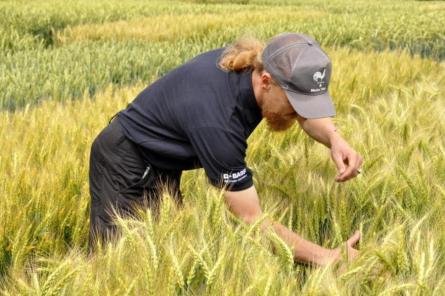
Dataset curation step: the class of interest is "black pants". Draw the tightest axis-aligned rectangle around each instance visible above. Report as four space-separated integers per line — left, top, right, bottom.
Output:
88 116 183 254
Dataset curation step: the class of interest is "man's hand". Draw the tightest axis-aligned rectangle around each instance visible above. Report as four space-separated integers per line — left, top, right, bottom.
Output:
295 115 364 182
329 133 363 182
332 230 361 261
330 230 361 273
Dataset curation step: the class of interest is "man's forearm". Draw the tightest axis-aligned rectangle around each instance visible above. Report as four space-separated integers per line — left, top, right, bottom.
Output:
224 186 336 266
260 218 335 266
299 117 341 149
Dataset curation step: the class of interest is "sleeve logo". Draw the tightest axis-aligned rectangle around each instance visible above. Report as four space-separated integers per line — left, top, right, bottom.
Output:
223 168 247 183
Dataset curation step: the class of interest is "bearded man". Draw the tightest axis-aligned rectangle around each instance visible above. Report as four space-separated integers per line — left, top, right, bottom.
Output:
88 32 363 266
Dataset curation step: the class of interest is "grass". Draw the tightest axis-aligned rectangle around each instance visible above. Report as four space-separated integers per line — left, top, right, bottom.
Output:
1 0 445 294
0 0 444 110
1 42 445 293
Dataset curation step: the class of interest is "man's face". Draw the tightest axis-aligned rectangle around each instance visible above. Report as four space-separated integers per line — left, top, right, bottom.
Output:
261 82 298 131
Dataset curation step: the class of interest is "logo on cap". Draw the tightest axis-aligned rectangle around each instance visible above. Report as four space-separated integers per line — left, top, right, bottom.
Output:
313 69 326 87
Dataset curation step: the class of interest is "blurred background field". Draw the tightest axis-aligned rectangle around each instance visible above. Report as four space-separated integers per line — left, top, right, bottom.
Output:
1 0 444 110
1 0 444 295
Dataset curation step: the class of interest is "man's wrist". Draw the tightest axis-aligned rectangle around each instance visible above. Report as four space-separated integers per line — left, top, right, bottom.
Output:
327 129 342 148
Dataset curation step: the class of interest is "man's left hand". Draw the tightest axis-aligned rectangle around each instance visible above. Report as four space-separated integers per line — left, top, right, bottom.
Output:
329 135 363 182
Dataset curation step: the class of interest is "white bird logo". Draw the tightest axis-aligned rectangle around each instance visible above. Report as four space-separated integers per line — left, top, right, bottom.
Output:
313 69 326 83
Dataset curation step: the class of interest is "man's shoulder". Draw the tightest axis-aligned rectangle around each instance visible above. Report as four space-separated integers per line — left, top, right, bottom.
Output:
188 47 226 62
181 47 226 71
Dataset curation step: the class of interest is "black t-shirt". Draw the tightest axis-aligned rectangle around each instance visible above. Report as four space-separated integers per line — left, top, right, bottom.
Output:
117 47 263 191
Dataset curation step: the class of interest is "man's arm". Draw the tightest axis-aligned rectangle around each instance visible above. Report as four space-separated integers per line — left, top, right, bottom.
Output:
296 114 363 182
223 185 360 266
295 114 339 149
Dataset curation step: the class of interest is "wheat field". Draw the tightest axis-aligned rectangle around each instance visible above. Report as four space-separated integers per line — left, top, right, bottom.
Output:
1 0 445 295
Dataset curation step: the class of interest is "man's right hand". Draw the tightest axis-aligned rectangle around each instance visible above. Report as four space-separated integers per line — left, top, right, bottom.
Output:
330 230 361 271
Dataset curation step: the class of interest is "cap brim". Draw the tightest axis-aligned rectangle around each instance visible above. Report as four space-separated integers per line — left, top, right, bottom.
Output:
284 89 336 119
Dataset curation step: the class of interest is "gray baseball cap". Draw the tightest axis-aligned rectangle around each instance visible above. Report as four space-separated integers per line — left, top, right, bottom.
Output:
262 32 336 119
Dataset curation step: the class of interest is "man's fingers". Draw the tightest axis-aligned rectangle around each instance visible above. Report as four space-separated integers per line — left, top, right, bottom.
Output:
346 230 361 247
332 143 363 182
338 153 363 182
332 152 346 176
342 154 358 179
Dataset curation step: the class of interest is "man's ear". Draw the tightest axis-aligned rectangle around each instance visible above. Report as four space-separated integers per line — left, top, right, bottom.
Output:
260 72 273 90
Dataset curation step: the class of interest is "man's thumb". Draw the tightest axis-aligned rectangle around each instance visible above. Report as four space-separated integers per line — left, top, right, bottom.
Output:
346 230 361 247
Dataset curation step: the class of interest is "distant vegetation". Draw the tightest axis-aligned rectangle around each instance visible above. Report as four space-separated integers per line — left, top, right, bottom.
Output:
1 0 444 110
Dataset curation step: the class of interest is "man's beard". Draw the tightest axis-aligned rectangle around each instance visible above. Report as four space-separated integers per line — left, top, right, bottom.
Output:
262 109 297 131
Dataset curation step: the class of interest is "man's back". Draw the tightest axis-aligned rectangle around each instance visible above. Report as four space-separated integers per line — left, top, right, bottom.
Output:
117 47 262 191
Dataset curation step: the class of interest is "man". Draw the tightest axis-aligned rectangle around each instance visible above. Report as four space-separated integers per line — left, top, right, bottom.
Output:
88 32 363 266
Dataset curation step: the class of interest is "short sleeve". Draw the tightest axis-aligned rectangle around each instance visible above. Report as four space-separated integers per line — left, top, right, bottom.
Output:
187 126 253 191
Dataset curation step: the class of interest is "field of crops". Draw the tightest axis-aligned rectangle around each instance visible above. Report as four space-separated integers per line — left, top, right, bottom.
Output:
1 0 444 294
